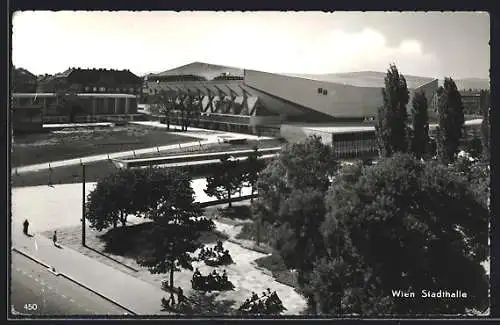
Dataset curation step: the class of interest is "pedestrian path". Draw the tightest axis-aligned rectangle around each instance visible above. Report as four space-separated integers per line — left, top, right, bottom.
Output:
12 225 171 315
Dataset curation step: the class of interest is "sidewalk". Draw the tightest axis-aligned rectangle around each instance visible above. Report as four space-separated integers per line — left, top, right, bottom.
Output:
12 225 171 315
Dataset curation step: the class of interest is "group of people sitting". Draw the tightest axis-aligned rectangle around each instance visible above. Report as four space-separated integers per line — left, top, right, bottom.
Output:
191 268 234 292
161 286 187 310
239 289 286 314
198 241 233 266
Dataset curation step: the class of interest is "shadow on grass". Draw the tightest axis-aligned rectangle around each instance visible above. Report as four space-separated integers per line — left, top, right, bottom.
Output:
204 205 253 221
254 254 298 289
98 222 229 259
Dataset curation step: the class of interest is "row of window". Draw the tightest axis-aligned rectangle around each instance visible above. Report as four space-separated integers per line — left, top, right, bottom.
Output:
317 88 328 96
82 86 141 93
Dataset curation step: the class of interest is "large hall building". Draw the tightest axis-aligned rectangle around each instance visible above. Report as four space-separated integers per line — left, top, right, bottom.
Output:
142 62 441 156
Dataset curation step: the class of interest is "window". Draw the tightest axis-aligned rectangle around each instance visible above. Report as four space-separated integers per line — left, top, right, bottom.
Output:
93 87 97 92
322 89 328 95
317 88 323 94
85 86 90 92
100 87 106 92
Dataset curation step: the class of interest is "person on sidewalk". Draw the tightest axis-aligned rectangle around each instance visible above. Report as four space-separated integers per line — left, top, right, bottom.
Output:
52 230 58 246
177 287 185 305
23 219 29 236
168 292 176 307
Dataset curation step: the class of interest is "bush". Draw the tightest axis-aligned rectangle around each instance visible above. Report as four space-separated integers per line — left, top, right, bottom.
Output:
255 254 298 288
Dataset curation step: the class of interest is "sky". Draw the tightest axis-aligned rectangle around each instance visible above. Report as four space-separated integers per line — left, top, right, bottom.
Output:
12 11 490 79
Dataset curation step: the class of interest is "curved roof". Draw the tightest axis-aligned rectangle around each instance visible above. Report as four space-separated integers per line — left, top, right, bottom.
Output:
281 71 436 89
152 62 244 80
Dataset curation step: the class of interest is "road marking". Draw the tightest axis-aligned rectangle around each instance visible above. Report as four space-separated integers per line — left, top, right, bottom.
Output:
34 239 38 251
40 281 45 286
28 274 33 278
16 268 21 272
34 278 39 282
69 299 75 303
47 286 52 290
61 294 66 299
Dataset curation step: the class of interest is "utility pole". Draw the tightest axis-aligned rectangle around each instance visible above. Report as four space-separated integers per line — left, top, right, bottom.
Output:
81 163 86 246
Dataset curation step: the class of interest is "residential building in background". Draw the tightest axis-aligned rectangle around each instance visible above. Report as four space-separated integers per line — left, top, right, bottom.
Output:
36 68 142 95
11 67 37 93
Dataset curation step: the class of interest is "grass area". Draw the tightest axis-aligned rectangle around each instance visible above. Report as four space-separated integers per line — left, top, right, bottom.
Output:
12 124 199 167
12 160 118 187
11 138 282 188
204 205 253 222
95 221 229 259
254 254 298 289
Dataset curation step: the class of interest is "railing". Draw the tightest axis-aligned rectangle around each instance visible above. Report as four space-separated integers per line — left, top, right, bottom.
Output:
112 147 282 168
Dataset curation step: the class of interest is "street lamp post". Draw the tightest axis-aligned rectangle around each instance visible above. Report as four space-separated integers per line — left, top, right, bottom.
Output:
81 163 86 246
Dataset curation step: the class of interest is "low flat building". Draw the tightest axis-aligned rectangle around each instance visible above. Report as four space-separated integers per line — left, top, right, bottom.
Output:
11 93 140 124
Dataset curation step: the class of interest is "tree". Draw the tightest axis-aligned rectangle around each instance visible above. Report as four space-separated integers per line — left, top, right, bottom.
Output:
375 64 410 158
311 154 488 315
205 155 244 208
137 169 215 291
410 90 429 160
151 89 175 130
480 89 490 162
243 146 265 202
85 168 145 230
436 77 465 164
253 136 339 305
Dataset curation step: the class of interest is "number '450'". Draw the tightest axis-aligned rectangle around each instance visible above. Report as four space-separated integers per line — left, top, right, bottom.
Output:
24 304 37 311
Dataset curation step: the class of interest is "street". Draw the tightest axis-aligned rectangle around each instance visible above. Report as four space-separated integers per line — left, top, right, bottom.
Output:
10 251 130 316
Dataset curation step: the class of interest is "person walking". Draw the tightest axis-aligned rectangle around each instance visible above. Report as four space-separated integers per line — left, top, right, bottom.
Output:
52 230 58 246
23 219 29 236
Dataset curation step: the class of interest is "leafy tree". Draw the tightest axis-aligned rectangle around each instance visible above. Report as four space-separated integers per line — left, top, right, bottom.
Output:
151 89 175 130
205 155 244 208
375 64 410 157
480 89 490 162
85 168 143 230
243 146 265 202
137 169 215 291
311 154 489 315
436 77 465 164
466 136 483 159
410 90 429 160
253 136 339 304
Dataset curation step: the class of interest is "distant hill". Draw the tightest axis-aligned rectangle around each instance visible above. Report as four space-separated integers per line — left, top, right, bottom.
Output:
151 62 244 80
148 62 490 90
283 71 435 89
453 78 490 91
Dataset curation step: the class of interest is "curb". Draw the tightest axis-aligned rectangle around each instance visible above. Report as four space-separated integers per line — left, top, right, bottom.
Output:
12 247 137 316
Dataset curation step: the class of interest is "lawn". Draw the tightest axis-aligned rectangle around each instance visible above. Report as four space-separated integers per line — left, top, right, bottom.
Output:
11 139 283 188
11 160 118 187
11 124 199 167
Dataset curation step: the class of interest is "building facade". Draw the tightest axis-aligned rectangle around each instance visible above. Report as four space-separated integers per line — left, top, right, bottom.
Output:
37 68 142 95
12 67 37 93
142 62 439 136
11 93 139 124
